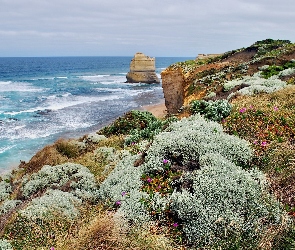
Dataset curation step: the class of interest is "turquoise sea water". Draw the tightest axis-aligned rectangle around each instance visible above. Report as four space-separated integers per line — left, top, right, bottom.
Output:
0 56 192 173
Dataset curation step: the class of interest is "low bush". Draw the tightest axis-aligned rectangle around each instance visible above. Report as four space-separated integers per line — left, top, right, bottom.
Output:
22 163 98 201
0 181 12 202
225 74 287 99
99 110 158 136
99 110 177 145
0 200 22 215
261 61 295 79
190 99 232 121
0 239 13 250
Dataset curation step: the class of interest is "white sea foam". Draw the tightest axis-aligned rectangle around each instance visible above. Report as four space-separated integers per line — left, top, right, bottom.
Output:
32 77 55 80
0 81 12 85
45 95 122 111
0 145 16 154
5 94 123 116
55 76 68 79
0 81 43 93
79 75 110 81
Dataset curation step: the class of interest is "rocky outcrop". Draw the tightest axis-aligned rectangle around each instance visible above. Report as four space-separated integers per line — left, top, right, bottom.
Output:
161 67 185 114
126 52 160 83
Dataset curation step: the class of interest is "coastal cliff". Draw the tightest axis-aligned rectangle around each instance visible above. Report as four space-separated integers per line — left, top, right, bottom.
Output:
1 39 295 249
161 39 295 114
126 52 160 83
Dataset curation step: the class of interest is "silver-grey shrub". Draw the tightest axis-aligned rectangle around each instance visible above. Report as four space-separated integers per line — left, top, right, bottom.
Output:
0 200 22 215
98 153 150 223
0 239 13 250
22 163 98 201
20 189 81 220
170 153 283 247
0 181 12 202
141 114 284 247
143 114 252 174
84 132 106 144
224 73 287 97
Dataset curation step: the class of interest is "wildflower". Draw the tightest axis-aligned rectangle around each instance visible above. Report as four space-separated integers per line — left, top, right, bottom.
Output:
131 142 135 145
274 106 279 111
50 248 55 250
157 185 161 189
239 107 247 113
147 177 152 183
121 191 127 197
253 140 258 145
163 159 169 164
261 141 267 147
249 105 254 109
115 200 121 206
173 222 179 227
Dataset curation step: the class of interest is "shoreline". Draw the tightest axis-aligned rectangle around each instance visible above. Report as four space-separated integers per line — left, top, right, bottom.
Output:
0 100 167 177
140 99 167 118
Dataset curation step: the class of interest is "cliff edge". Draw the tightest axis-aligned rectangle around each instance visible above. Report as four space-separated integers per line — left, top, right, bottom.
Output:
161 39 295 114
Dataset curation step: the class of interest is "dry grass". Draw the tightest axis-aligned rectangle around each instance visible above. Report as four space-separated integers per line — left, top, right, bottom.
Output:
23 144 68 174
55 207 180 250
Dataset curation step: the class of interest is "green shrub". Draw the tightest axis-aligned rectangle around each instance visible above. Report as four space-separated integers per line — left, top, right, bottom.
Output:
98 114 285 248
0 200 22 215
99 110 177 145
98 153 151 224
190 99 232 121
261 61 295 79
225 73 287 98
99 110 158 136
125 116 177 145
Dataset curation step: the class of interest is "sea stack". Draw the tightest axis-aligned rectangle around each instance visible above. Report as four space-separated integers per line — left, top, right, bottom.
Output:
126 52 160 83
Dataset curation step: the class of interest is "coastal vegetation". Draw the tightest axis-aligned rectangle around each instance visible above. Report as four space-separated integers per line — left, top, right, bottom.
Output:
1 38 295 249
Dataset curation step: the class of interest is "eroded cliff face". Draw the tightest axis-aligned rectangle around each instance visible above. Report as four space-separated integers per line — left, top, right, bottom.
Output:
126 52 160 83
161 67 185 114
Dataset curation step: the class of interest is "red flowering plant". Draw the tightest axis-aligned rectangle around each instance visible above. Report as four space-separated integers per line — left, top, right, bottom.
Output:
222 88 295 213
140 158 183 240
223 104 295 157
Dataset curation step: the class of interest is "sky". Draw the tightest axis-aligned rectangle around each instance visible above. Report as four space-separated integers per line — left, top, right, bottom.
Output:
0 0 294 57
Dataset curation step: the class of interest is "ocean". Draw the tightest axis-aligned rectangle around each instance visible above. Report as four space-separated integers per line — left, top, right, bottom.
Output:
0 56 191 174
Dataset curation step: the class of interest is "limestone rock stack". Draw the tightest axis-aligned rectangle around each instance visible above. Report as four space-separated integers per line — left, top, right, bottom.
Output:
126 52 160 83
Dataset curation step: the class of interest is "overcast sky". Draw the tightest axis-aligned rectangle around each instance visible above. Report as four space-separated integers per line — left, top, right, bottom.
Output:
0 0 294 57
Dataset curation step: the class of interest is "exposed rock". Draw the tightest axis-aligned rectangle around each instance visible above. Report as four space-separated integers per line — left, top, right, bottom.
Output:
126 52 160 83
161 67 185 114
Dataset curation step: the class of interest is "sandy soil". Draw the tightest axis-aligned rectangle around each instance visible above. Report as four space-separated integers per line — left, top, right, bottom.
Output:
141 100 167 118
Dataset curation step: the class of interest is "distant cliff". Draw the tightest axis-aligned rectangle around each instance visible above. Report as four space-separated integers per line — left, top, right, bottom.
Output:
161 39 295 114
126 52 160 83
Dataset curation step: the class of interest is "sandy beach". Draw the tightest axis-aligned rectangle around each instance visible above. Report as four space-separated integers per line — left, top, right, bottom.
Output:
141 100 167 118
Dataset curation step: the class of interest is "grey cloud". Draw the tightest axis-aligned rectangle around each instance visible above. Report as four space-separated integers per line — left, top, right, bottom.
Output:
0 0 294 56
